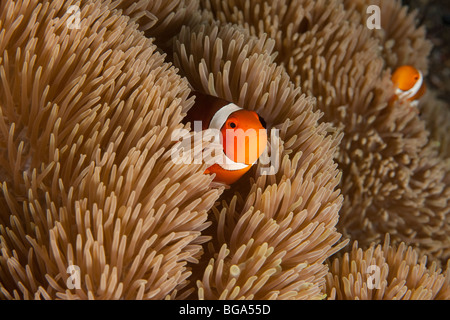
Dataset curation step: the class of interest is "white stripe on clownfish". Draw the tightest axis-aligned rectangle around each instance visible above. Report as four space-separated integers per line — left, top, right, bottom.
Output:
207 103 250 171
209 103 242 131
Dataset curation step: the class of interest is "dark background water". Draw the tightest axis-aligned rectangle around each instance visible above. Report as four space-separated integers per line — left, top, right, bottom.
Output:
403 0 450 105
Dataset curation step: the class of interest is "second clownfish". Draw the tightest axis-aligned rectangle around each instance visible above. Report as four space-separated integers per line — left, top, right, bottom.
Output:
183 92 268 185
391 65 426 107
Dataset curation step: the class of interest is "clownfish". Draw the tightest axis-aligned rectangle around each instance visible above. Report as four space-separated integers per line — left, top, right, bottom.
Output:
391 65 426 107
183 91 268 185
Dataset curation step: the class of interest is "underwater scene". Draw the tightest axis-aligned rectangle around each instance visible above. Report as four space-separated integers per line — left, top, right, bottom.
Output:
0 0 449 301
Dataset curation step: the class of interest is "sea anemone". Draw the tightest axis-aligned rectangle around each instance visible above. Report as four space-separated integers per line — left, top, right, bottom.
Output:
325 235 450 300
174 21 346 299
0 0 220 299
200 0 450 263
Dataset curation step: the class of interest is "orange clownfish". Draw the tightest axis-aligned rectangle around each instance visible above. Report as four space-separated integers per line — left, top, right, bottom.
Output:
391 65 426 107
184 91 268 185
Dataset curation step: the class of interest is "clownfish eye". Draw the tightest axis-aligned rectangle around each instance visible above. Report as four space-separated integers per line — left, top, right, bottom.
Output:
228 121 237 128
